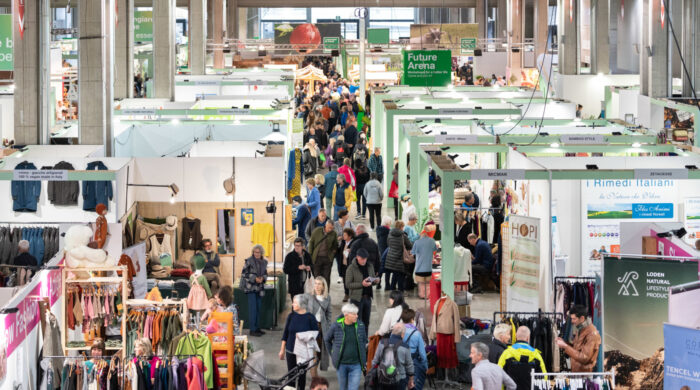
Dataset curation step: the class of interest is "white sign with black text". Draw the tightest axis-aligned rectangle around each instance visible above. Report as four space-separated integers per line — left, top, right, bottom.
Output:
13 170 68 181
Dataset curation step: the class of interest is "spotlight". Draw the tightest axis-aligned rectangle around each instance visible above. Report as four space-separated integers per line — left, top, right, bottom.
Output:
257 46 267 57
169 194 176 204
632 142 641 148
171 118 180 125
550 142 560 148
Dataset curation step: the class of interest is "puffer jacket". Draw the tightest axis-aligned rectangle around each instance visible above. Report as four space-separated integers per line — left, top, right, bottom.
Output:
325 315 368 371
345 258 375 302
385 228 412 272
82 161 113 211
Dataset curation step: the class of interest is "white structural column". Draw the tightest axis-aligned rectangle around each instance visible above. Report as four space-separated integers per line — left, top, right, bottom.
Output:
79 0 113 153
681 0 700 97
497 0 508 39
507 0 525 80
534 0 548 61
12 0 43 144
213 0 224 69
475 0 487 40
189 0 206 74
640 0 669 98
153 0 175 100
227 0 238 39
359 13 366 106
590 0 610 74
114 0 134 99
558 0 579 74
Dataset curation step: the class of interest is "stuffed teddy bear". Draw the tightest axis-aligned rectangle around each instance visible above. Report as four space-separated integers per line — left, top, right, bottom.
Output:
64 225 116 268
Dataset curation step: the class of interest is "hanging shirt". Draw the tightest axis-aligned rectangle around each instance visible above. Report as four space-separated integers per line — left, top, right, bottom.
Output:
251 223 275 256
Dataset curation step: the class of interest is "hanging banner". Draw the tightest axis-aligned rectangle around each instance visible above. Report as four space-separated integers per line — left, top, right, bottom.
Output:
684 197 700 244
505 215 540 312
134 10 153 42
663 324 700 389
15 0 24 39
603 256 698 361
273 23 341 55
581 179 678 275
0 14 12 71
402 50 451 87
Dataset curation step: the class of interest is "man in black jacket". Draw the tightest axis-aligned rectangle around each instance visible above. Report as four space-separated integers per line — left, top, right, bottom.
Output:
283 238 312 300
348 224 380 274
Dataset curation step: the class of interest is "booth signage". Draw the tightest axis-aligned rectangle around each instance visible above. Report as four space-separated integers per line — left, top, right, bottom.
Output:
683 197 700 244
121 109 157 116
471 169 526 180
664 324 700 389
460 38 477 54
217 109 251 115
0 14 13 71
134 10 153 42
504 215 541 312
292 118 304 133
560 134 606 144
434 134 477 144
12 170 67 181
243 80 269 85
194 80 220 86
323 37 339 53
438 108 474 115
402 50 451 87
634 168 689 180
603 256 698 360
241 208 254 226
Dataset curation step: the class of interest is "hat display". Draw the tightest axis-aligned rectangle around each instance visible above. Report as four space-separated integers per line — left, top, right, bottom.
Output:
165 215 178 231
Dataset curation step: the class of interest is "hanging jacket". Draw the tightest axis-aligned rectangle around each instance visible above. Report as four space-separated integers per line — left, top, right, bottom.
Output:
11 161 41 212
47 161 79 205
82 161 113 211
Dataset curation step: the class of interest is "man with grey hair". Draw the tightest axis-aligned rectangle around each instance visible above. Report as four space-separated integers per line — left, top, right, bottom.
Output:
498 326 547 389
371 322 415 389
470 342 516 390
13 240 38 268
325 303 368 390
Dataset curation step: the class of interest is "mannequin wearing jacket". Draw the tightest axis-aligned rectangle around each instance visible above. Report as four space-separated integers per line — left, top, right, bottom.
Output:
429 293 460 369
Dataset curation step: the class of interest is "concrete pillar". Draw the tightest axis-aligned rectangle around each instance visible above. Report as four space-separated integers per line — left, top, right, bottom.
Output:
153 0 175 100
238 7 248 39
13 0 42 144
476 0 487 40
534 0 548 60
507 0 525 81
189 0 206 74
79 0 113 154
558 0 579 74
591 0 610 74
212 0 224 69
682 0 700 97
640 0 669 98
207 0 213 46
114 0 134 99
226 0 238 39
497 0 508 39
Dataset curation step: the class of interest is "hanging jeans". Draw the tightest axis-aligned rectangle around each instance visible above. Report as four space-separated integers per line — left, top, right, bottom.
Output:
247 292 262 332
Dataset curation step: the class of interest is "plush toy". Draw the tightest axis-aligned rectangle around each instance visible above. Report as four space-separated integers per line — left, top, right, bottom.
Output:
93 203 109 249
64 225 116 268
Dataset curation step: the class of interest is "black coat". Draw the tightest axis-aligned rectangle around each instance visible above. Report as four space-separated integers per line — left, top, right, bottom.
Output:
348 233 381 273
283 250 312 297
376 225 390 256
455 223 470 249
385 228 411 272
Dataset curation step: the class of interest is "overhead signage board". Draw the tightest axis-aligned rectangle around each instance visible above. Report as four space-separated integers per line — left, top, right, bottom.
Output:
460 37 477 54
323 37 339 53
402 50 451 87
0 14 12 71
634 169 689 180
217 109 251 115
560 134 606 144
434 134 477 144
438 108 474 115
471 169 526 180
13 170 68 181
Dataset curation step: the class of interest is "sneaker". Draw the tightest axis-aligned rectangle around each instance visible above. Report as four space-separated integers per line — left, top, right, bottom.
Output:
337 277 343 284
258 330 267 335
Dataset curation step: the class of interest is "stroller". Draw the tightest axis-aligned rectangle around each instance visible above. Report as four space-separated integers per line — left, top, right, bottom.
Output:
244 331 320 390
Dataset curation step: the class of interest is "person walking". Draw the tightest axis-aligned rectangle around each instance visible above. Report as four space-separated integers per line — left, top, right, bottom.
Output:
498 326 547 389
337 228 356 302
338 158 356 191
283 237 312 300
367 147 384 183
308 221 338 287
324 165 339 212
376 216 392 288
555 304 601 372
375 290 409 337
364 173 384 229
371 323 416 390
385 220 412 291
348 224 381 277
411 229 437 299
402 309 428 390
345 248 379 332
305 276 332 376
354 159 370 219
331 174 353 221
471 342 517 390
240 245 268 337
325 303 368 390
279 295 319 390
305 208 330 241
306 178 321 219
292 196 312 241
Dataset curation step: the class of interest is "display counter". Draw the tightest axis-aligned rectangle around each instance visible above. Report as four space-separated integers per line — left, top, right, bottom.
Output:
234 276 286 330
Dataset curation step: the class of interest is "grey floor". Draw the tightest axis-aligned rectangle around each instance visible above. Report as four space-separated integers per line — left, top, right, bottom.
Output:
243 214 500 389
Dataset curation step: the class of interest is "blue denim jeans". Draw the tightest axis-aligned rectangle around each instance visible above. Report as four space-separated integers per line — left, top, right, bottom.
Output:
337 363 363 390
334 205 347 221
246 292 262 332
412 358 427 390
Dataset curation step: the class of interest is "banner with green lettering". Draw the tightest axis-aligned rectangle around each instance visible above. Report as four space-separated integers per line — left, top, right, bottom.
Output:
402 50 451 87
603 256 698 362
0 14 12 71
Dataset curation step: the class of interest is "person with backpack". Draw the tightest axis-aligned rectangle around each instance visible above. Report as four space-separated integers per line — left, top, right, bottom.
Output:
354 159 370 220
303 140 319 180
370 323 415 390
325 303 368 390
497 326 546 390
402 309 427 390
333 136 350 166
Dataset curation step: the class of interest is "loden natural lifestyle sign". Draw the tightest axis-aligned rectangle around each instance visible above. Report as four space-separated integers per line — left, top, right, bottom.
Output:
402 50 451 87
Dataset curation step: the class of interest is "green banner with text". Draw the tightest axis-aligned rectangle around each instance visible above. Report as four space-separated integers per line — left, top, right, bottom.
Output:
134 10 153 42
402 50 451 87
0 15 12 71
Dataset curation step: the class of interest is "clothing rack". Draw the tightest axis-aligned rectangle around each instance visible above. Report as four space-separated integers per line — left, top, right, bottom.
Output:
493 310 565 325
554 276 596 283
531 368 615 390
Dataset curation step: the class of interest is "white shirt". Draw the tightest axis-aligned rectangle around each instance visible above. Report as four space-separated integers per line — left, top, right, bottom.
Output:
377 306 404 336
315 295 324 322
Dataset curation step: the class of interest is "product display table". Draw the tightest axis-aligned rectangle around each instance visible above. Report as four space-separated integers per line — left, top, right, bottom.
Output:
233 276 286 329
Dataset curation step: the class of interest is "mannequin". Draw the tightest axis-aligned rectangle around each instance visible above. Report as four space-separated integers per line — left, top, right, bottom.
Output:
429 291 460 369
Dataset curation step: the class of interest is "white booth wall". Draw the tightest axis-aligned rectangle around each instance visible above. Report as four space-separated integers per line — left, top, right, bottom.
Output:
553 73 639 119
0 94 13 141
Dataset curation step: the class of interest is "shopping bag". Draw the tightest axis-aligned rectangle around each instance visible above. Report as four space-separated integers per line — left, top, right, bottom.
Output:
304 271 315 294
403 247 415 264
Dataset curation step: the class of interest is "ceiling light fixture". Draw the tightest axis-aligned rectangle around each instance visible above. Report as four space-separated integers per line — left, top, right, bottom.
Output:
550 142 560 148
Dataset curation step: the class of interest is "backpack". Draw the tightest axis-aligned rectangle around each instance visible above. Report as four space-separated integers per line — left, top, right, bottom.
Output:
377 340 401 385
354 146 367 163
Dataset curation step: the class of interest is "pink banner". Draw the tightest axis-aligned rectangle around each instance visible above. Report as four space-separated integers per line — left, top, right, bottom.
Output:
650 229 693 257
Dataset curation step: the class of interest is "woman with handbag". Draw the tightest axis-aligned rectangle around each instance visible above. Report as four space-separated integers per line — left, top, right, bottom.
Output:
283 237 312 301
385 220 412 291
240 245 268 337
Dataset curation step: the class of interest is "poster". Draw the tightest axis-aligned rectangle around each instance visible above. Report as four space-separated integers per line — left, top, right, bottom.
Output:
273 23 341 55
409 23 478 55
0 15 12 71
134 10 153 42
581 179 678 275
603 257 698 360
663 324 700 389
241 208 254 226
402 50 451 87
684 197 700 244
505 215 540 312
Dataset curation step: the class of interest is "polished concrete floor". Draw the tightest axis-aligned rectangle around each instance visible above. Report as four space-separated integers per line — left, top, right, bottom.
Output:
241 215 500 389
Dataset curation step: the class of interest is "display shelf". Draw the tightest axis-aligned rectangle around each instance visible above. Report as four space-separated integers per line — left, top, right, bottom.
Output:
208 311 235 389
65 277 125 283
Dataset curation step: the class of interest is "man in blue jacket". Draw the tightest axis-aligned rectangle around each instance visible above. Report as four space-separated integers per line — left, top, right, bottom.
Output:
305 178 321 219
324 165 339 213
468 233 495 292
292 196 312 241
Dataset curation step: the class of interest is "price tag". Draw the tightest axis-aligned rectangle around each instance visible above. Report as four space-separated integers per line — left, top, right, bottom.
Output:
121 109 157 116
438 108 474 115
560 135 606 144
634 169 688 180
471 169 526 180
217 109 251 115
13 170 68 181
434 134 478 144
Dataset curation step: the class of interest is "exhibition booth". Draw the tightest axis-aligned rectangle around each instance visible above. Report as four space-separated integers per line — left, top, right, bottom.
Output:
174 70 295 101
